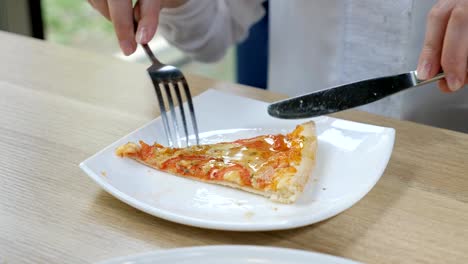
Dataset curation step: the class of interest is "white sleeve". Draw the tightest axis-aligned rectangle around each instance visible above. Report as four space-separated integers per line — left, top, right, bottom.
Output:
159 0 266 62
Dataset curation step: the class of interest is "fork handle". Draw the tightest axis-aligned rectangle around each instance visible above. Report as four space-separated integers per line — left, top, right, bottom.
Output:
141 44 163 67
133 18 164 67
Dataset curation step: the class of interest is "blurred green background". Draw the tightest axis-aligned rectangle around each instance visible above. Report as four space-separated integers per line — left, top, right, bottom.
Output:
42 0 235 82
43 0 118 53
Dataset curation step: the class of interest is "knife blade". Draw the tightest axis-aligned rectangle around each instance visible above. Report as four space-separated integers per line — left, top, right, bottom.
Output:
267 70 445 119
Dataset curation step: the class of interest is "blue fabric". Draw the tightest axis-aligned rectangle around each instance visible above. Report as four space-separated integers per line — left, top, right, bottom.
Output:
236 1 269 89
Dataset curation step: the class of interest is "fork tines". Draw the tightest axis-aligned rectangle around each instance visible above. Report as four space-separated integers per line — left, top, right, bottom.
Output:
148 68 200 148
139 41 199 148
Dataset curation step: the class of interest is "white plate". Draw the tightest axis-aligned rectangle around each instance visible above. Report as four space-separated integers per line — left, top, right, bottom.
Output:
98 246 361 264
80 90 394 231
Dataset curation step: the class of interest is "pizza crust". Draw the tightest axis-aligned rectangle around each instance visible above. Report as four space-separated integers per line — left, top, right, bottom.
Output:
272 121 317 203
116 121 317 204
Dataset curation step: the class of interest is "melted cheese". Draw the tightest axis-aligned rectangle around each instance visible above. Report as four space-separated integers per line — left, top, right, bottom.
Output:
120 127 306 190
223 170 242 185
115 143 140 157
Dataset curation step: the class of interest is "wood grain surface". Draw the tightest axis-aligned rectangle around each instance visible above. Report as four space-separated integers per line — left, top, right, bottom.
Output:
0 31 467 264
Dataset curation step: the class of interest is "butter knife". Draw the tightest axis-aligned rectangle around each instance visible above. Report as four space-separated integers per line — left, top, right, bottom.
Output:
267 70 445 119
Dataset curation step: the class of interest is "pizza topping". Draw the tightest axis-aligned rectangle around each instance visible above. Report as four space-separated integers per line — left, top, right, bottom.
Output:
217 164 251 186
139 141 154 160
115 142 140 158
118 124 308 190
116 122 316 203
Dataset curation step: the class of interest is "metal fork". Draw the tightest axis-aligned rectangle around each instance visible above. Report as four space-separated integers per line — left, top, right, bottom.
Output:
140 44 200 147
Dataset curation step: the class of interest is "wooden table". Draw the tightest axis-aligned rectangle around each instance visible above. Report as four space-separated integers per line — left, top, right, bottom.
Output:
0 30 467 264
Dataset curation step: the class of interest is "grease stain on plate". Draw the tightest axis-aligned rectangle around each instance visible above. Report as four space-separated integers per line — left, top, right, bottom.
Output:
244 211 255 219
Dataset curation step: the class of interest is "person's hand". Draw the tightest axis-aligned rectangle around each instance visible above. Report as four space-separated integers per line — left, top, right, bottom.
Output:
417 0 468 92
88 0 186 55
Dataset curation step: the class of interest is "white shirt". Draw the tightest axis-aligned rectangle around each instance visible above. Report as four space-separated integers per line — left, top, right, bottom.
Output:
159 0 468 131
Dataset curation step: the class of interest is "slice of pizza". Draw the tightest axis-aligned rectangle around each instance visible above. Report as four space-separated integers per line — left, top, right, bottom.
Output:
116 121 317 203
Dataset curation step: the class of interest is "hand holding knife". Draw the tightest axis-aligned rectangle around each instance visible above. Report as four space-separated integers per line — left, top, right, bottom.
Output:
268 70 445 119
